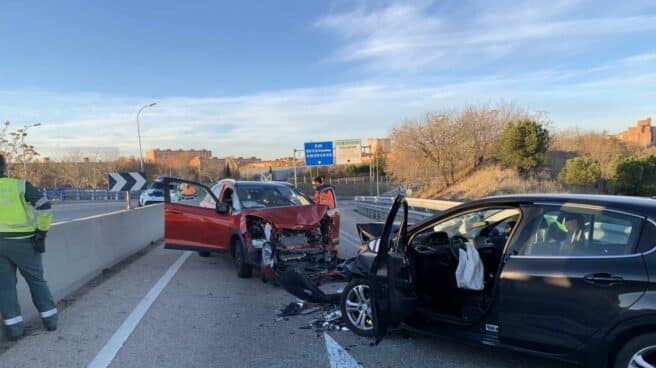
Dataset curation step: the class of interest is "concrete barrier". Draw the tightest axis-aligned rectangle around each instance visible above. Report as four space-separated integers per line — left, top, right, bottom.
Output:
9 204 164 334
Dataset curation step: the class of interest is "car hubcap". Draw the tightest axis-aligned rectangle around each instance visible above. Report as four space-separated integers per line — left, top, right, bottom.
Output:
630 346 656 368
345 284 374 331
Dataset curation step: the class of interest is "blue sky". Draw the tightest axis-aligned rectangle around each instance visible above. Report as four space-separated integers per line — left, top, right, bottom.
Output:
1 0 655 159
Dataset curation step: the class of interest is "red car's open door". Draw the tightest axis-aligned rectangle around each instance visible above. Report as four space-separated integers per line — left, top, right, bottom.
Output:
163 178 232 253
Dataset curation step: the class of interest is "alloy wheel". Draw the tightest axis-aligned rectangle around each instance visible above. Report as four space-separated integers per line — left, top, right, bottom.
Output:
344 284 374 331
629 345 656 368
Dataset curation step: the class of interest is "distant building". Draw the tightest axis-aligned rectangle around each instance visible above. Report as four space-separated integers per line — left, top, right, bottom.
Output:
367 138 392 154
617 117 655 147
189 156 226 169
146 149 212 163
244 157 299 169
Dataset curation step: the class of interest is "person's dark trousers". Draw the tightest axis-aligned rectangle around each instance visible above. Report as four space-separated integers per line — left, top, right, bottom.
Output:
0 237 57 340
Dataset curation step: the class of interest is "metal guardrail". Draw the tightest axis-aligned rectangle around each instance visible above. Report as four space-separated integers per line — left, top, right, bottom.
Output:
354 196 462 222
42 189 143 201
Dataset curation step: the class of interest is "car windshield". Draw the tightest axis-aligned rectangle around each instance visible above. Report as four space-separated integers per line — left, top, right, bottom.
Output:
433 209 518 239
237 184 311 209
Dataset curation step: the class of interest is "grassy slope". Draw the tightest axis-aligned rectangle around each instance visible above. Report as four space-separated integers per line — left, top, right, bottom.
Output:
419 164 602 200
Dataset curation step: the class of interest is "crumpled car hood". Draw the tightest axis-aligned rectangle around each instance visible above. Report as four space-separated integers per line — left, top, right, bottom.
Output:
243 205 328 230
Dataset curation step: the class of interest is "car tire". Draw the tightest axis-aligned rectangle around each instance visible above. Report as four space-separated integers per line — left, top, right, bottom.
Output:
234 238 252 279
198 251 211 257
614 332 656 368
340 279 375 337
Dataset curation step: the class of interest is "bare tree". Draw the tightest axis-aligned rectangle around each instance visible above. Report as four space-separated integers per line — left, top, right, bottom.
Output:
0 121 40 178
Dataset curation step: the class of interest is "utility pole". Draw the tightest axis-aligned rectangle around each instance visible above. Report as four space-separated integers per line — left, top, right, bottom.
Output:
136 102 157 173
362 145 372 196
198 158 202 182
292 148 302 187
375 152 380 196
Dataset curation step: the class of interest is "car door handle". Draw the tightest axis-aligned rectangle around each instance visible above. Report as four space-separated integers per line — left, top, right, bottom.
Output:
166 209 183 215
584 273 623 286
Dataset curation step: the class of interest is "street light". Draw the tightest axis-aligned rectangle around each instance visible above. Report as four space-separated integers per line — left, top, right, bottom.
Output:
21 123 41 180
136 102 157 173
292 148 303 187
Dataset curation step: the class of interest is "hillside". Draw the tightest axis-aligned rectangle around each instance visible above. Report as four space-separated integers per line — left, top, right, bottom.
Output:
419 164 602 200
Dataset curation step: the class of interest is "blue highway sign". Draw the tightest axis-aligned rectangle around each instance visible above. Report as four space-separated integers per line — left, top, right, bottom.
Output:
304 141 334 166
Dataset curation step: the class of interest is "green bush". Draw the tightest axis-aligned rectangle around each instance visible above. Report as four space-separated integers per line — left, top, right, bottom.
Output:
558 156 601 187
496 120 550 172
610 154 656 196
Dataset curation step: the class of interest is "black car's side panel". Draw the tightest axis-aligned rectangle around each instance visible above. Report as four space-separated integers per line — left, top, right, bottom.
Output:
498 255 648 355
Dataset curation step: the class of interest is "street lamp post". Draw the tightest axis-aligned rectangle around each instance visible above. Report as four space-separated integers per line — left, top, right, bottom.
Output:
21 123 41 181
292 148 302 187
136 102 157 173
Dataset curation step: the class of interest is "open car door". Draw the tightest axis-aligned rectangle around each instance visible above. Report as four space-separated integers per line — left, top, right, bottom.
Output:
370 195 417 341
163 178 232 252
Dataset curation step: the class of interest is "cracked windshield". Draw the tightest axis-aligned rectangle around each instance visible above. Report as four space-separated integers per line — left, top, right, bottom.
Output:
2 1 656 368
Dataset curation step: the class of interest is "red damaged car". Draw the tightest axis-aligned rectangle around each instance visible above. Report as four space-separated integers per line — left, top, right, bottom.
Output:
162 178 340 279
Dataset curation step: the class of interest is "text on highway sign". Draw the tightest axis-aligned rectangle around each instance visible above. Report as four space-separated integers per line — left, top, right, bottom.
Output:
304 141 334 166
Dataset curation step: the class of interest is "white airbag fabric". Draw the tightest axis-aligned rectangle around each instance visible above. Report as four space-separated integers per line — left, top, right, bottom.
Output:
455 244 484 291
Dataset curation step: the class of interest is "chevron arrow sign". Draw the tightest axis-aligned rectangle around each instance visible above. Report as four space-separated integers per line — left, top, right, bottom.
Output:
108 172 147 192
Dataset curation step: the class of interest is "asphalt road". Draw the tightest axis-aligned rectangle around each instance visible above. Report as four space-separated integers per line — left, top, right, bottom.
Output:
0 203 572 368
51 201 130 223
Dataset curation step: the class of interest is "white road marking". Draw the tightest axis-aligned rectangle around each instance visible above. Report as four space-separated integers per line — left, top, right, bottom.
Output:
87 251 192 368
324 332 363 368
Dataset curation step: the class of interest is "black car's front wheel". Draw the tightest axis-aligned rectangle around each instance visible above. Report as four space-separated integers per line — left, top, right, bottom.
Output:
340 279 375 337
615 333 656 368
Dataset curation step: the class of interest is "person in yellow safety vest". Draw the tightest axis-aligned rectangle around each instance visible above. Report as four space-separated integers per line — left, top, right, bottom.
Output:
0 154 56 341
312 176 336 209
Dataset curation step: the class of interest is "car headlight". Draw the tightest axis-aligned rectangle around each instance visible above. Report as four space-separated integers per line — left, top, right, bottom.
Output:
262 242 274 267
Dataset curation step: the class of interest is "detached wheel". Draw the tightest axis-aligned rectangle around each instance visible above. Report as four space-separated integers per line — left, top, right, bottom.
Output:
234 238 252 278
198 251 211 257
615 333 656 368
340 279 375 337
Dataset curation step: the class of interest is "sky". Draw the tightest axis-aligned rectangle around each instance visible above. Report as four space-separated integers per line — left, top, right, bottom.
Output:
1 0 655 159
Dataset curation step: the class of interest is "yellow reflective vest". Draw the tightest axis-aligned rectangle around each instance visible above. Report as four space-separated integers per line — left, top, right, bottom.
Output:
0 178 38 237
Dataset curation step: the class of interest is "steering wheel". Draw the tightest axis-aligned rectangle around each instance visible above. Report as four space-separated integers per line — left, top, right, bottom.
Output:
448 235 468 259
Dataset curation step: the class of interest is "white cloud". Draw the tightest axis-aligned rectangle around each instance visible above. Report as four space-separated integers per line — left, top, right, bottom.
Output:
2 48 655 160
315 1 656 72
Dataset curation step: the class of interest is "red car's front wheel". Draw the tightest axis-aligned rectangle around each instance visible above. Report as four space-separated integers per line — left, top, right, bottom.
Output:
233 238 252 279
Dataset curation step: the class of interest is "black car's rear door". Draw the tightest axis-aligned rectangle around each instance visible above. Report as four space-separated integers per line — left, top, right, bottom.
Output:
370 196 417 340
497 203 649 355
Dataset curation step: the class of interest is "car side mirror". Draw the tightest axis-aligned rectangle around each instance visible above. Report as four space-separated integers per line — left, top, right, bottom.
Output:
216 202 231 214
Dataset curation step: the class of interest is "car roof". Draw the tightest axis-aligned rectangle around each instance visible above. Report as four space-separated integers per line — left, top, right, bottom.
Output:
465 193 656 218
218 180 292 188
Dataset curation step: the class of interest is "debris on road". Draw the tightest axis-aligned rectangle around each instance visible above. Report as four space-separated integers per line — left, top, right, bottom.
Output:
277 301 351 335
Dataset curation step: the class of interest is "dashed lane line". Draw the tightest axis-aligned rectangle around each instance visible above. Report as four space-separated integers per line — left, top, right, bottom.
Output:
87 251 192 368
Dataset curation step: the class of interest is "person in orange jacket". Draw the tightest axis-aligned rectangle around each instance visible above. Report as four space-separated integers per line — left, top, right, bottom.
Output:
312 176 336 209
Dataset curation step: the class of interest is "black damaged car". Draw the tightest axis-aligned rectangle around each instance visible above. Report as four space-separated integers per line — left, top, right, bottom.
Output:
279 194 656 368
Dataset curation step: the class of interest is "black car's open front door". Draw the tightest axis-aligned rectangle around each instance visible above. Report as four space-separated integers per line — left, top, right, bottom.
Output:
370 195 417 341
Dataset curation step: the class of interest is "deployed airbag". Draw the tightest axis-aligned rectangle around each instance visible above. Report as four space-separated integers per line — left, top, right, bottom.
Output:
455 244 484 291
